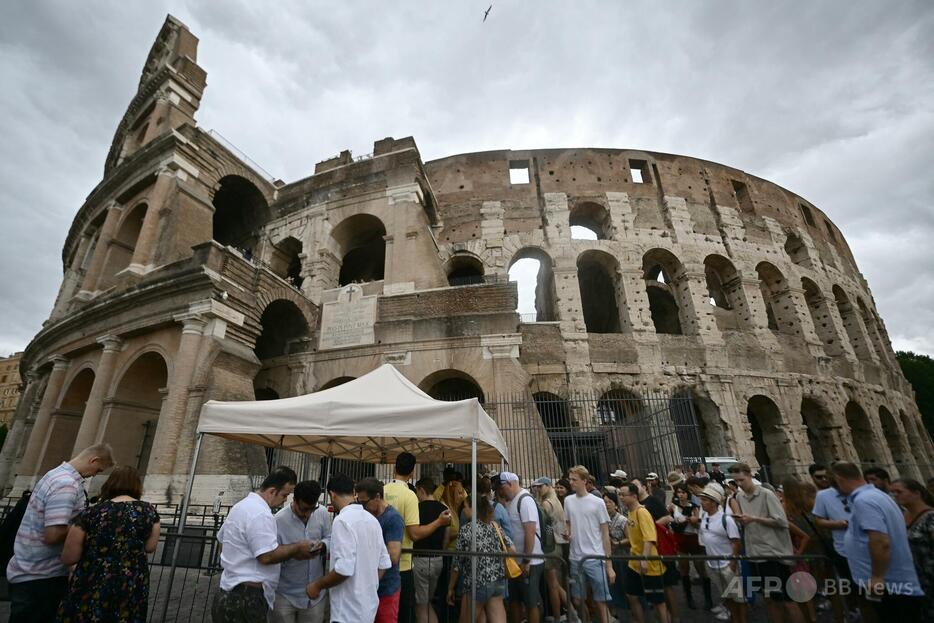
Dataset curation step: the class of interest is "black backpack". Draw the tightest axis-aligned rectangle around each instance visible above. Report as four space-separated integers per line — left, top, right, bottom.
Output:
517 492 556 553
0 491 31 575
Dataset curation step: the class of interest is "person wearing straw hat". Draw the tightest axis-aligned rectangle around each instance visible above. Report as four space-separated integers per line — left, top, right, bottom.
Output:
697 484 745 622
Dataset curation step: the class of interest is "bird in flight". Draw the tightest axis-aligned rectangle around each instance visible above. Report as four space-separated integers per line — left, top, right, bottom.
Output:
483 4 493 22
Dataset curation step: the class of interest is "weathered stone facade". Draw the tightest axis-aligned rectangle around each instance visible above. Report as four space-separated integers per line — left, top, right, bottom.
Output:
0 352 23 426
2 15 931 503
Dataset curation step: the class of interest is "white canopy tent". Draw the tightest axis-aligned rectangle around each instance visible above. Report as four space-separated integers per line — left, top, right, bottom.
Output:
163 364 509 621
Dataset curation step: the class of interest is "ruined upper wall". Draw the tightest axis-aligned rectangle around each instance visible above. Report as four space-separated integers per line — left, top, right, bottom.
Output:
425 148 855 268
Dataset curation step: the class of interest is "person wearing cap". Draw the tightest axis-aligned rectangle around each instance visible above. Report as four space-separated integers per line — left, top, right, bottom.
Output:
709 463 726 485
646 473 666 506
498 472 545 623
609 469 628 487
697 484 745 622
565 466 615 623
533 477 570 621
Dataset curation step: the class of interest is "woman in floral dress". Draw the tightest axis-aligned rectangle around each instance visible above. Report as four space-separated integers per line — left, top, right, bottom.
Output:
892 478 934 622
59 466 161 622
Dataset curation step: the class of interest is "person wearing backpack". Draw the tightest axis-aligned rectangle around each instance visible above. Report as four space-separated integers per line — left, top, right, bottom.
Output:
498 471 544 623
565 466 615 623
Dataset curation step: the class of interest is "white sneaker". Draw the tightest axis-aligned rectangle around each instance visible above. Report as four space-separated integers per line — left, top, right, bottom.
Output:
715 611 730 621
711 604 726 614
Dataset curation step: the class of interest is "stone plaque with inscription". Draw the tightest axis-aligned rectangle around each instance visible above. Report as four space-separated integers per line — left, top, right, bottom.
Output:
318 284 378 350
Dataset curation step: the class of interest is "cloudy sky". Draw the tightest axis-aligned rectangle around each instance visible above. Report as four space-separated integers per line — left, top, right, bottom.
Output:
2 1 933 357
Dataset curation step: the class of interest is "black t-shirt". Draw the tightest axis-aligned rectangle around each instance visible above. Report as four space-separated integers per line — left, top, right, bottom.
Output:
413 500 447 550
643 494 668 521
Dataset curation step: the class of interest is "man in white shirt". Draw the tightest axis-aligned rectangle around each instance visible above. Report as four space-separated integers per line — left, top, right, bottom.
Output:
697 484 745 623
273 480 331 623
213 467 314 623
498 471 544 623
564 465 615 623
306 473 391 623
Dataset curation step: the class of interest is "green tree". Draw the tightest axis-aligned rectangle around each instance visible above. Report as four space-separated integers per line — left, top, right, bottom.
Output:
896 351 934 438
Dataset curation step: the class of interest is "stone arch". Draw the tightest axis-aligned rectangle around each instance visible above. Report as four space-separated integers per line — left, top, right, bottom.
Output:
508 247 558 322
254 387 280 400
784 232 810 267
858 298 886 361
533 391 579 475
98 202 148 289
569 201 612 240
878 406 912 475
671 387 726 459
331 213 387 286
446 252 485 286
801 278 843 355
38 367 96 474
901 410 929 474
319 376 355 390
755 262 792 333
833 286 874 360
533 391 571 429
212 175 270 251
101 350 169 474
207 162 275 206
254 299 310 360
255 286 317 329
577 249 625 333
643 248 689 335
845 400 880 466
746 394 794 482
419 369 485 403
704 254 747 330
269 236 304 287
801 396 837 465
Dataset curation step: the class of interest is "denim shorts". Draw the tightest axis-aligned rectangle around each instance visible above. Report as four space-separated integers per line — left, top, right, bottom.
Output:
473 579 506 603
570 558 612 602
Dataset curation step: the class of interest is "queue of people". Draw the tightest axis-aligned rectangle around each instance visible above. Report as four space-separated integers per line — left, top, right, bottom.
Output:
5 445 933 623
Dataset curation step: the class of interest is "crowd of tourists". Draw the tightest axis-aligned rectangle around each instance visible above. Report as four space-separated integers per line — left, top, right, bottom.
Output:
2 444 933 623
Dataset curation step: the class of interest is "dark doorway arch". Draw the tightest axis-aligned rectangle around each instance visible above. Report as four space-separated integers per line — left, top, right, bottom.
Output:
421 370 485 403
270 237 304 288
213 176 269 251
39 368 95 474
577 250 624 333
643 249 687 335
320 376 355 390
331 214 386 286
844 401 878 466
446 254 485 286
254 300 310 360
746 395 793 482
569 202 611 240
801 397 835 465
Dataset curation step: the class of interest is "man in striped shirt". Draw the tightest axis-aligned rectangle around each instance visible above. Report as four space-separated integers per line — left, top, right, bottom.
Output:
7 443 113 623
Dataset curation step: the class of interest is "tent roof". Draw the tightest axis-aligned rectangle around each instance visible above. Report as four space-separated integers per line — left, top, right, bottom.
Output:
197 364 509 464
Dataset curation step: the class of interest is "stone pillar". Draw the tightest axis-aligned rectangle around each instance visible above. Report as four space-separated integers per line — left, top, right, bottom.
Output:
677 267 723 343
18 356 70 478
77 202 123 296
71 336 124 453
0 371 37 490
128 166 176 273
146 315 207 476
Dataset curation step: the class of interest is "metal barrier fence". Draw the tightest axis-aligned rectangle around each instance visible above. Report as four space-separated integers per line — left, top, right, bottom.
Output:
262 389 706 487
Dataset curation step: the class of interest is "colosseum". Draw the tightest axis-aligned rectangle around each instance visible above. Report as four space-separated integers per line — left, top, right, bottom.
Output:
2 15 930 503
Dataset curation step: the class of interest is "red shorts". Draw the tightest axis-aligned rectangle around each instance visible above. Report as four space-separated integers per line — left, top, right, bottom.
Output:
674 532 703 555
375 591 400 623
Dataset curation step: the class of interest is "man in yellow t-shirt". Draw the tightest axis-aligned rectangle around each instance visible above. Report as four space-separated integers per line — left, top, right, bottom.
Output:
383 452 451 623
619 482 671 623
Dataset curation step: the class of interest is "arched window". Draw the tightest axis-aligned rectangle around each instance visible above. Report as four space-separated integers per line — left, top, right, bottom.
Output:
801 397 836 465
508 248 557 322
833 286 874 360
703 255 747 331
212 176 269 251
643 249 687 335
446 254 485 286
577 250 624 333
878 406 909 472
254 300 310 360
784 233 810 267
39 368 95 474
98 203 147 289
845 401 879 465
569 202 611 240
101 351 168 474
746 395 794 482
801 278 842 354
597 389 643 425
270 237 304 288
421 370 485 403
331 214 387 286
756 262 797 334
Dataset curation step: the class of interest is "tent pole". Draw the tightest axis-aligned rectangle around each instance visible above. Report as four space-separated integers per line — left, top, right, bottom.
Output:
470 436 478 623
159 432 204 623
322 455 332 505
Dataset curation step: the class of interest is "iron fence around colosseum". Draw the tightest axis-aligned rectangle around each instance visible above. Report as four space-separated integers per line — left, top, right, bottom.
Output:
256 389 708 487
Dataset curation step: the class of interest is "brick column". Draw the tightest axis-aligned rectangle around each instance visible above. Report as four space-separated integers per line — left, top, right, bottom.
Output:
71 336 124 453
18 356 70 478
146 314 207 475
128 166 176 273
77 202 123 296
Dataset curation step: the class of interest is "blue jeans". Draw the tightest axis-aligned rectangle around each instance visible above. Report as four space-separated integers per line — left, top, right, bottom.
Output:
570 559 612 602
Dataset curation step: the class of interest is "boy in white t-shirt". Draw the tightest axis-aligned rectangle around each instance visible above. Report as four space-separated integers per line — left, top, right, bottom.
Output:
564 465 615 623
697 484 746 623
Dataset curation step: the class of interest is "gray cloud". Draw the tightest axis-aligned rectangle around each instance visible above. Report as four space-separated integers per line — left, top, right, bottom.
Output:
1 1 932 356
